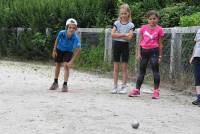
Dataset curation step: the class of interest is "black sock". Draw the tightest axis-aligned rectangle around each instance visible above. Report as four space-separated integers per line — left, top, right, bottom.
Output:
63 81 67 86
54 79 58 84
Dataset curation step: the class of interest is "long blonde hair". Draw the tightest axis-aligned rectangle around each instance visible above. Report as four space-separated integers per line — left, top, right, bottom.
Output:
118 3 132 21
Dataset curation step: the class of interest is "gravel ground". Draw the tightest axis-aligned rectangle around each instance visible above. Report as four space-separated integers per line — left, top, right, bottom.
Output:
0 60 200 134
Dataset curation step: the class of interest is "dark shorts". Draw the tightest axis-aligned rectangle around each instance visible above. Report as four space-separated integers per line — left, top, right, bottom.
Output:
193 57 200 86
112 41 129 63
54 48 73 63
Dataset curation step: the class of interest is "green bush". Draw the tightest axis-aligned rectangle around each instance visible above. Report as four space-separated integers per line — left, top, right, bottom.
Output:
142 0 162 10
31 32 50 60
75 44 112 73
0 0 112 29
20 31 50 60
0 29 50 60
1 0 200 29
180 12 200 26
130 2 145 27
159 3 200 27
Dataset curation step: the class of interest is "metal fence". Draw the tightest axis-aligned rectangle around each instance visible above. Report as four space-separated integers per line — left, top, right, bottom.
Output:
1 26 200 88
78 27 200 87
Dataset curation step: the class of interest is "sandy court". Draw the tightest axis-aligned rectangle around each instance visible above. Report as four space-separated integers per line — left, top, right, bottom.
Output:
0 60 200 134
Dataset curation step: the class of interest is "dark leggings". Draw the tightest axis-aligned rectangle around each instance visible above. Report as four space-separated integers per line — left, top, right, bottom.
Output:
193 57 200 86
136 48 160 90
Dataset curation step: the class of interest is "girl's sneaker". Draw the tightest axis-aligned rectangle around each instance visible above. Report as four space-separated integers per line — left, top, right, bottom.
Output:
192 99 200 105
61 85 68 92
111 86 118 94
128 89 140 97
118 85 128 94
152 89 160 99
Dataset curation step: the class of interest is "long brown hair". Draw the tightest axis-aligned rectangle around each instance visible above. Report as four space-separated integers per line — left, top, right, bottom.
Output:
147 10 159 19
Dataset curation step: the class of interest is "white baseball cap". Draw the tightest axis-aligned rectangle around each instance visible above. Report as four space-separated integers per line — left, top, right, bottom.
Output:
66 18 77 26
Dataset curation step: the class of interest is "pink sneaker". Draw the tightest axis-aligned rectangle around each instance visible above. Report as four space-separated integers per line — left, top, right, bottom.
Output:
128 89 140 97
152 89 160 99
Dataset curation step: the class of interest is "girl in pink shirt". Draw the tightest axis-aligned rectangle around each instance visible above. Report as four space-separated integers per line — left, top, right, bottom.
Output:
128 10 164 99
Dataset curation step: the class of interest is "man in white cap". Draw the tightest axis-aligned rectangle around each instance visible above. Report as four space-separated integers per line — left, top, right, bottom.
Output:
49 18 81 92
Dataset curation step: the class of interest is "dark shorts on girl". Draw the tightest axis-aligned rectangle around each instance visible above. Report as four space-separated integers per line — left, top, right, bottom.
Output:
54 48 73 63
112 41 129 63
193 57 200 86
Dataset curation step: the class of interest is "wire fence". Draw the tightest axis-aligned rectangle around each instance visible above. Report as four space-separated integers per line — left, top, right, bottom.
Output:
0 27 200 90
103 27 200 89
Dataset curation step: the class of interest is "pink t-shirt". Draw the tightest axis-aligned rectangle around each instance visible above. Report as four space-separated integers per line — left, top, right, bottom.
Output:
140 25 164 49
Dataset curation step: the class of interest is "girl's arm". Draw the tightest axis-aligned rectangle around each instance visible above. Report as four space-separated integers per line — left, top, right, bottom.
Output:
136 33 143 61
189 41 196 64
111 27 128 38
190 49 195 64
158 38 163 63
125 29 134 41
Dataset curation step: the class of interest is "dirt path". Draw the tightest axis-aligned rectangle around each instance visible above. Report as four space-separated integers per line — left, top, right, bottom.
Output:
0 60 200 134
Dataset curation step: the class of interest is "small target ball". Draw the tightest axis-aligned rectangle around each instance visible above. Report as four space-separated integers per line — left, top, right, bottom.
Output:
131 120 139 129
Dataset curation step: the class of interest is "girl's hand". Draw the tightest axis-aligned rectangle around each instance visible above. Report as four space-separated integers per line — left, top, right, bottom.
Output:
52 49 57 58
158 56 162 63
136 54 142 61
189 57 193 64
126 33 132 40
